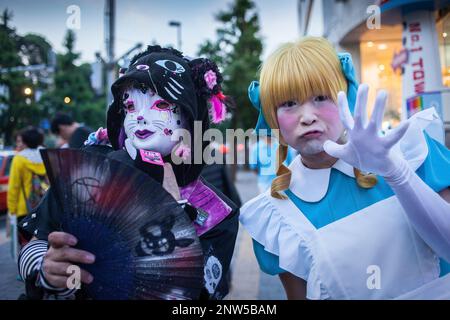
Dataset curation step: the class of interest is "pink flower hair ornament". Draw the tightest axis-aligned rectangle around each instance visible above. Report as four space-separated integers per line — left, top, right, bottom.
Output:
189 59 230 124
84 127 110 146
96 127 109 142
204 70 218 90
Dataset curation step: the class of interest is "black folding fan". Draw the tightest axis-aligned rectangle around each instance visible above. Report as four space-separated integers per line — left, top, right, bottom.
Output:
40 148 204 300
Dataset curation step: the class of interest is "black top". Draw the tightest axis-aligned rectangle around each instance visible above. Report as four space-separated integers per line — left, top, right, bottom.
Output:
68 126 92 149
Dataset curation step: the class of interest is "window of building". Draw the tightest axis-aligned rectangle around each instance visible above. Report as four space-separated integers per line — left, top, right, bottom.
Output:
360 39 403 128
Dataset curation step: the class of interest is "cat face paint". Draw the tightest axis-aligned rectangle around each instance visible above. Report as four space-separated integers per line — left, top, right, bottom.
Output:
123 87 184 156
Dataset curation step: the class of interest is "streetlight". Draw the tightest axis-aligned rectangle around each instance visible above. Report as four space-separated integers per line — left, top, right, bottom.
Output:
24 87 32 96
64 96 71 104
168 20 182 51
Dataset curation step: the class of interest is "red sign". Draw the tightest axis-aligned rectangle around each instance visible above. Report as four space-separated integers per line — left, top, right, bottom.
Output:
408 22 425 94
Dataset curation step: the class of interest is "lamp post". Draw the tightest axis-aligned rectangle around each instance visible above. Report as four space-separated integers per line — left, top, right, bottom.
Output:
169 20 182 51
24 87 32 96
105 0 116 106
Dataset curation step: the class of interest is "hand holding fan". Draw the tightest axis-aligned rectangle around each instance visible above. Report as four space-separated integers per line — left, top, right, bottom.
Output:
40 148 204 300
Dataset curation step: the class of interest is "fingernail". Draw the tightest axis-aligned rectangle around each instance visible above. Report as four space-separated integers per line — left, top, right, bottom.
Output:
87 274 94 283
69 237 77 246
85 254 95 263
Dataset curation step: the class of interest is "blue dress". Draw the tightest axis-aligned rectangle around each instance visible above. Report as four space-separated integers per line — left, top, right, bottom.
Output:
253 133 450 277
249 140 296 192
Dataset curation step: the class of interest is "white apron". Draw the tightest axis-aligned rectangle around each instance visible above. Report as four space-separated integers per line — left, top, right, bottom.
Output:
240 108 450 299
270 193 449 299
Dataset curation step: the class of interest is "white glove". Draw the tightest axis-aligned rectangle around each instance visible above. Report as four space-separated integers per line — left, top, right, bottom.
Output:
384 158 450 262
323 84 409 177
324 84 450 262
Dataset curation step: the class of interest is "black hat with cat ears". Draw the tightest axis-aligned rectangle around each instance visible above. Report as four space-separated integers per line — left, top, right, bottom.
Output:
107 45 229 150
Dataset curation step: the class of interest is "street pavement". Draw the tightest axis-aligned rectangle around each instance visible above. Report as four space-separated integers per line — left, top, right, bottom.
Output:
0 215 24 300
226 169 285 300
0 169 285 300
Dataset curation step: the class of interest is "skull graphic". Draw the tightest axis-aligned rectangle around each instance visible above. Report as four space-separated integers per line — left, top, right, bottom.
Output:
204 255 222 294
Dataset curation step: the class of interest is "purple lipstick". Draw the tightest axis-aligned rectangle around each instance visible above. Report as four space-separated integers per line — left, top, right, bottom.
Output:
135 129 154 139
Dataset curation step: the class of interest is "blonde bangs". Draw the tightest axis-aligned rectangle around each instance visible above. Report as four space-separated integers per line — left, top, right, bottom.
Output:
259 37 347 130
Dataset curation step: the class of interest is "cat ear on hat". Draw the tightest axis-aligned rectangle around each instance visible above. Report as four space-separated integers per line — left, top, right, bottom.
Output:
119 67 128 78
189 58 231 124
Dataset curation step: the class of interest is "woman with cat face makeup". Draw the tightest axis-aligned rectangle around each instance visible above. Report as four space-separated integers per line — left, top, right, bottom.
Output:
17 46 239 300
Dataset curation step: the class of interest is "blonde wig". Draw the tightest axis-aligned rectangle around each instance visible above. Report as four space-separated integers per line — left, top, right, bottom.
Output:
259 37 376 199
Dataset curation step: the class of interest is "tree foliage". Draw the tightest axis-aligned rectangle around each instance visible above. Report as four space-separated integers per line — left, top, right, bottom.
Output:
198 0 263 131
0 13 106 145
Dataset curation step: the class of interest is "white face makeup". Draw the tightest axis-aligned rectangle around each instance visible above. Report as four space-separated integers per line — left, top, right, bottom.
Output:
123 87 184 156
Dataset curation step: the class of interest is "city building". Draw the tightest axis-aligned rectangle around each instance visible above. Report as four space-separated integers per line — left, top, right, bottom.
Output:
299 0 450 146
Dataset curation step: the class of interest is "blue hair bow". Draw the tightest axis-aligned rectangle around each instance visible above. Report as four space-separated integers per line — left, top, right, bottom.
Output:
338 52 358 114
248 80 272 136
248 52 359 136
